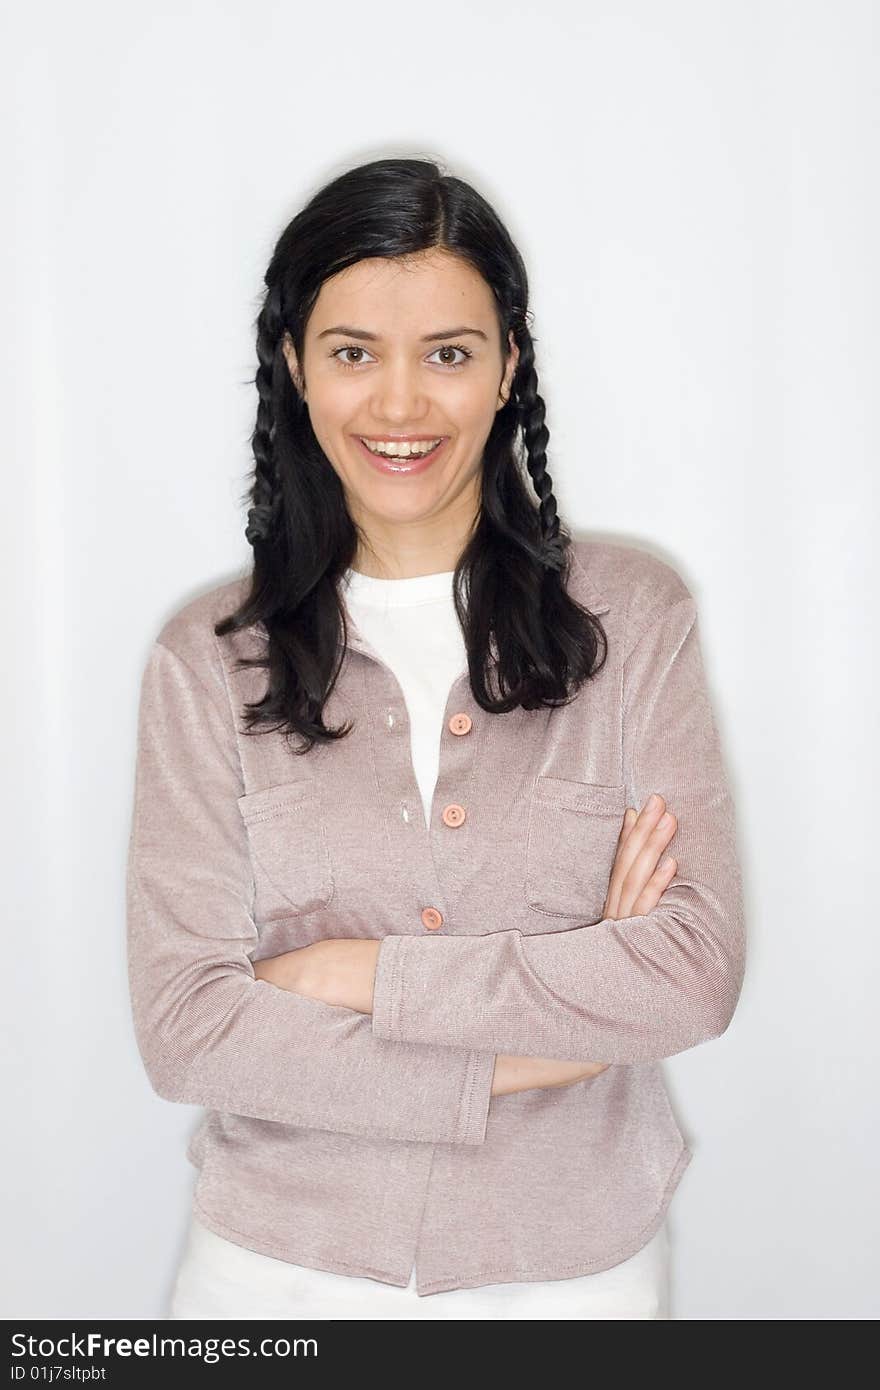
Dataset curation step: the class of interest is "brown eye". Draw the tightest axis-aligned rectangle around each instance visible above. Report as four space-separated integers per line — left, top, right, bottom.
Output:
427 344 473 369
331 345 376 370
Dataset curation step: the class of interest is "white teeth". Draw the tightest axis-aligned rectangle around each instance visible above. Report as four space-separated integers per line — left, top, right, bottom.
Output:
360 438 442 457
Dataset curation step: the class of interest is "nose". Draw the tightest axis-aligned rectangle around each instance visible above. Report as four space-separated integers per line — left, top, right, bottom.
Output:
371 358 429 424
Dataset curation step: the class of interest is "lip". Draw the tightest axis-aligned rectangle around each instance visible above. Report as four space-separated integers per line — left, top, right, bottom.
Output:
353 435 449 475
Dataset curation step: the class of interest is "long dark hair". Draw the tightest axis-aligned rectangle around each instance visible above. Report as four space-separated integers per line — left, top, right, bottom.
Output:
215 156 608 754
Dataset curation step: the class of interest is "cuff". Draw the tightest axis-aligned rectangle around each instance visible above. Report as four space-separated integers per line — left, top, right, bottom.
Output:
372 934 495 1145
456 1048 496 1145
371 932 406 1042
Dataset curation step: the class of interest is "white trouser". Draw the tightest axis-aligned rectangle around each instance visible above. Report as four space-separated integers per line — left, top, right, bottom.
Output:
168 1212 670 1320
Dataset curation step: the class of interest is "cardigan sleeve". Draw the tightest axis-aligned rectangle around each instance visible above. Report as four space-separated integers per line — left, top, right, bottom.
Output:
371 594 747 1065
126 638 495 1145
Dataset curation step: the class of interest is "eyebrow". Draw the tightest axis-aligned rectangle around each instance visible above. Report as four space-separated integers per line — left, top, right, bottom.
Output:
316 324 489 343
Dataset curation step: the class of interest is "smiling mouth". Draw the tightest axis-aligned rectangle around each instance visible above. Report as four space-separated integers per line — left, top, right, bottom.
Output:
353 435 449 472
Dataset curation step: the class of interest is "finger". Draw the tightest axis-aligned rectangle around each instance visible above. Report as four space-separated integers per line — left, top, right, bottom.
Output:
616 814 678 916
618 833 677 916
607 796 672 915
605 808 638 917
630 856 678 916
614 796 669 876
606 800 660 898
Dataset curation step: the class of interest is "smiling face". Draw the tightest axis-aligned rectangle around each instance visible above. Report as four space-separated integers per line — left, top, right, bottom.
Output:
281 248 518 576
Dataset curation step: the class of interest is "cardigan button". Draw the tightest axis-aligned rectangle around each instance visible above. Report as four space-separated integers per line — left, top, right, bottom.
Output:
421 907 443 931
441 803 466 827
448 712 472 735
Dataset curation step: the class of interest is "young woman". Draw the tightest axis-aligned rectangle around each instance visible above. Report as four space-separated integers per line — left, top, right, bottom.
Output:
126 157 746 1320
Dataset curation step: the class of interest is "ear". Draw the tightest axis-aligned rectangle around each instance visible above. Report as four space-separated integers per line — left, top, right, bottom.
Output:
281 332 307 402
497 328 520 410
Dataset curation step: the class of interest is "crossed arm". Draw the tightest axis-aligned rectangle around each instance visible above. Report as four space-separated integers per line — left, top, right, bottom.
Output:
252 792 679 1096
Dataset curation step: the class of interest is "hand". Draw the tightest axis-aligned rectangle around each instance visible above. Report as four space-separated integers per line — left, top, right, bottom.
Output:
493 795 679 1096
490 1054 610 1096
252 938 380 1014
603 792 678 921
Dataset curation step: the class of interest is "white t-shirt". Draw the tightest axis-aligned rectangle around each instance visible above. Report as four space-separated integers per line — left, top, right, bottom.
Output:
169 565 670 1319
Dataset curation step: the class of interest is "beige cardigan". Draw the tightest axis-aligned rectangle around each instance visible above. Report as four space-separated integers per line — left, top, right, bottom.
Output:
125 537 746 1296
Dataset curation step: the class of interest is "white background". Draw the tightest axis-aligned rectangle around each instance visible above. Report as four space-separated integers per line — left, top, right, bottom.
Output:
3 0 876 1320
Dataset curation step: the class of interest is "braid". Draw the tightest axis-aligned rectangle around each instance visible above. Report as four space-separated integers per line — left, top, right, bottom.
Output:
245 282 285 546
512 326 566 573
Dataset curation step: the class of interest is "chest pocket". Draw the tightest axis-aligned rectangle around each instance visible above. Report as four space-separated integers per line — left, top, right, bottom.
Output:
525 775 626 922
236 781 334 922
